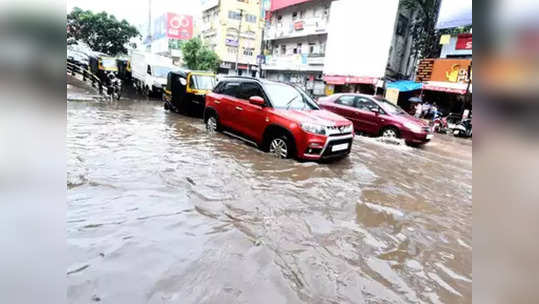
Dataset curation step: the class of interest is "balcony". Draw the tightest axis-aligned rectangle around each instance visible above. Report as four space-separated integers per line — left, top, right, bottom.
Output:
262 54 325 71
264 17 328 41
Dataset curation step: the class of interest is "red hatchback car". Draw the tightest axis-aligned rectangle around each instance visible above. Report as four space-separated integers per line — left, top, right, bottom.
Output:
318 94 433 146
204 77 354 160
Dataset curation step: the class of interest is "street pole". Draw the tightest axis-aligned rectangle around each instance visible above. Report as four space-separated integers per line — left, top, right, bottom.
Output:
235 9 244 75
146 0 152 52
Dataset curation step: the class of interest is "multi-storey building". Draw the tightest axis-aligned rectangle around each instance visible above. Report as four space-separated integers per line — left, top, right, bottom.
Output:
200 0 264 76
262 0 417 96
262 0 331 95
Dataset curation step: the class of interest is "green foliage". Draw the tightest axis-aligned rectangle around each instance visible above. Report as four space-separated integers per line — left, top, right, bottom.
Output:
67 7 139 56
400 0 471 59
181 37 220 72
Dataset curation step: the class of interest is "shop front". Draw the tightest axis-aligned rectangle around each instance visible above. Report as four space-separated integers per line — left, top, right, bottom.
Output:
416 58 472 116
218 61 258 77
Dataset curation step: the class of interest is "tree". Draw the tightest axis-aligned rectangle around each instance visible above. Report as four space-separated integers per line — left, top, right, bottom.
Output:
67 7 139 55
181 37 220 72
401 0 471 59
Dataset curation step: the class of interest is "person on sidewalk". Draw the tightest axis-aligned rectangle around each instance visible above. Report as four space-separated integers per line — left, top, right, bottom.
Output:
415 102 423 118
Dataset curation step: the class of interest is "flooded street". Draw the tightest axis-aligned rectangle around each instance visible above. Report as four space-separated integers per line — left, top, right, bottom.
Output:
67 93 472 303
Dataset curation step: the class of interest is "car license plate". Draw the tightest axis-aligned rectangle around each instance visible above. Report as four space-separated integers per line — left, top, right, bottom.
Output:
332 143 349 152
426 134 433 139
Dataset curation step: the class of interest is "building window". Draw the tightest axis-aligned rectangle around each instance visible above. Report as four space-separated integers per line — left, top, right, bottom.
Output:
281 44 286 55
396 14 409 36
245 14 257 23
228 10 242 20
243 47 254 56
292 12 298 20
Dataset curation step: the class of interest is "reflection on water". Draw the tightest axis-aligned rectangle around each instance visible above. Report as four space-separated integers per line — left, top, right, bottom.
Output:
67 97 471 304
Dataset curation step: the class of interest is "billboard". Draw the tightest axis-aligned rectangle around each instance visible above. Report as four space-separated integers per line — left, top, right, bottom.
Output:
416 59 472 83
323 0 399 79
151 13 193 42
166 13 193 40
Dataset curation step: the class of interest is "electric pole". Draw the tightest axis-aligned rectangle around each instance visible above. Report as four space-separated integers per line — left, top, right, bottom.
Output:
235 9 244 75
146 0 152 51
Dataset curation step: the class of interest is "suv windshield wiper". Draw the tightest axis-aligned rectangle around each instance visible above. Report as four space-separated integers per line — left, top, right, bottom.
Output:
285 95 300 109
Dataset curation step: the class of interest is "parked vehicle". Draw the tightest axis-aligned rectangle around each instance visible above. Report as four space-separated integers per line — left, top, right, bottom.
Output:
453 118 472 137
130 50 174 97
88 53 118 83
204 77 354 161
163 69 216 113
318 93 433 146
115 58 132 85
432 115 449 133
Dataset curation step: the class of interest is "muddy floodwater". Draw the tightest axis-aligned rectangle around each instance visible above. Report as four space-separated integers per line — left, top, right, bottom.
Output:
67 94 472 303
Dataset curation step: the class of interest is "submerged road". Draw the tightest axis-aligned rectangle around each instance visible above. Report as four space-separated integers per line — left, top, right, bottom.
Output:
67 85 472 304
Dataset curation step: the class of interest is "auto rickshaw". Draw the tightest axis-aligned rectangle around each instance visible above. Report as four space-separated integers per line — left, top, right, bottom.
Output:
116 58 132 85
163 69 216 114
88 53 118 83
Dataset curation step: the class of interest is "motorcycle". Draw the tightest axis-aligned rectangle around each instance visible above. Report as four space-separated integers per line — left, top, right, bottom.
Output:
453 118 472 137
432 115 449 133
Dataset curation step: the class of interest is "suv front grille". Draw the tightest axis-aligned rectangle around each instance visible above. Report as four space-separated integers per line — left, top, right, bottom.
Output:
326 125 353 136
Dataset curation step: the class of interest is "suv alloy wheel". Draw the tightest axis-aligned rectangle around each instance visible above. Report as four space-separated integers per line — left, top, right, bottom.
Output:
206 115 218 133
269 135 290 159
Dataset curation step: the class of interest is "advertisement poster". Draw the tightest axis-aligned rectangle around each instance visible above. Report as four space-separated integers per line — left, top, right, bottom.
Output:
166 13 193 40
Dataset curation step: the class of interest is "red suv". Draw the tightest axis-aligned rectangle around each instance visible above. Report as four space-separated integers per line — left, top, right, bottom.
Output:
204 77 354 160
319 94 433 146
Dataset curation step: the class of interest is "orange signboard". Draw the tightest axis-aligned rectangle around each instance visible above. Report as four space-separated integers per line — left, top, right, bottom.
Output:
417 59 472 84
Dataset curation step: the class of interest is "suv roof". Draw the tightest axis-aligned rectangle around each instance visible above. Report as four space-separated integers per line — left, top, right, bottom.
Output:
219 76 278 86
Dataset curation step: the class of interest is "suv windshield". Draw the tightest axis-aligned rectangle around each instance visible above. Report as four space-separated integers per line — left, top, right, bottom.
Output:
191 75 216 90
264 82 319 110
153 66 173 78
374 97 406 115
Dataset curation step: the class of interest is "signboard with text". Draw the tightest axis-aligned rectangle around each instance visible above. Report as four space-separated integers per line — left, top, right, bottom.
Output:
455 34 472 50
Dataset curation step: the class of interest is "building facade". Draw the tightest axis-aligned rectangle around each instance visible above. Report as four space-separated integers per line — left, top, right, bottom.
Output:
200 0 264 76
262 0 417 96
262 0 331 96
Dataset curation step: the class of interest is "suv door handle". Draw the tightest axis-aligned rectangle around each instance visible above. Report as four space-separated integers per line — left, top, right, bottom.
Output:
235 106 243 111
214 100 221 104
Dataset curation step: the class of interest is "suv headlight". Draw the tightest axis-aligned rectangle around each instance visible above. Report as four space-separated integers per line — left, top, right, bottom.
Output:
301 123 326 135
342 124 353 133
403 121 423 133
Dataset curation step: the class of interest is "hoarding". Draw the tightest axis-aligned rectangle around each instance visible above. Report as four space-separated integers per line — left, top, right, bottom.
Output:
416 59 472 83
166 13 193 40
455 34 472 50
323 0 399 79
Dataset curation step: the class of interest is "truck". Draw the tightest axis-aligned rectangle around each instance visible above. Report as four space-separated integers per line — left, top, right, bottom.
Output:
130 50 175 97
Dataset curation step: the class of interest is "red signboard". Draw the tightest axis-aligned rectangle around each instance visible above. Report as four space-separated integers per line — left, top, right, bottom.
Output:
271 0 312 11
456 34 472 50
294 21 304 30
166 13 193 40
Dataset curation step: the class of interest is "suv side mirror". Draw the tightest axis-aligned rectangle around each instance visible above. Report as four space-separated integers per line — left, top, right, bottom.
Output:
249 96 265 106
370 107 380 114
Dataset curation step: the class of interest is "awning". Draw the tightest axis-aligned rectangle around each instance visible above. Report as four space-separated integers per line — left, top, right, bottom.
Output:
422 81 472 94
323 75 378 85
386 80 423 92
